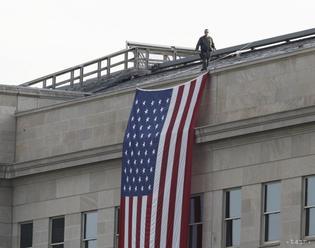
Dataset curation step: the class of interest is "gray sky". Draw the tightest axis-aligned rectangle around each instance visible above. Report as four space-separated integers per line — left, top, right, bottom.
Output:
1 0 314 85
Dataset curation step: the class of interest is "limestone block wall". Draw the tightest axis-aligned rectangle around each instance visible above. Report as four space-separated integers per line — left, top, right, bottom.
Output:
15 92 134 162
0 94 18 164
0 86 85 164
190 122 315 247
15 50 315 164
0 180 12 248
197 50 315 126
10 122 315 247
9 48 315 247
11 160 121 248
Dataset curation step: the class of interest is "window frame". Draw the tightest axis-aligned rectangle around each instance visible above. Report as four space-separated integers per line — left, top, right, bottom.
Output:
303 176 315 239
223 188 241 248
188 193 204 248
20 221 33 248
82 211 98 247
114 206 120 248
49 216 65 248
262 181 281 245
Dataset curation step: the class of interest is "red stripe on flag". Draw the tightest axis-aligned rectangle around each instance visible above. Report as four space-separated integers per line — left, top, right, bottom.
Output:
119 198 125 248
136 197 142 248
145 195 152 248
166 80 197 247
154 86 184 247
128 197 133 248
180 74 208 248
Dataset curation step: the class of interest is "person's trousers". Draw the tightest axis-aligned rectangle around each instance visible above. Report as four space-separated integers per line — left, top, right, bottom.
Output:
200 52 210 70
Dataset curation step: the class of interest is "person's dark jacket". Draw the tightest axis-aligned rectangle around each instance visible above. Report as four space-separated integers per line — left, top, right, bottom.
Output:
195 35 216 58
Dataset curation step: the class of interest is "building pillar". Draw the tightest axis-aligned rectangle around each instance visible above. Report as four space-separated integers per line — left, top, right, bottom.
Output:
97 208 115 248
64 213 81 248
33 218 49 248
240 184 262 248
281 178 303 246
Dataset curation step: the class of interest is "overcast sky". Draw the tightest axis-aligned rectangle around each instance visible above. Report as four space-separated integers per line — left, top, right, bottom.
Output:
1 0 314 85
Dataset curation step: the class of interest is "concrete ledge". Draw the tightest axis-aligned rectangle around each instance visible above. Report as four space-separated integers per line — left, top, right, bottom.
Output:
0 84 90 99
8 144 122 178
0 165 7 179
196 104 315 143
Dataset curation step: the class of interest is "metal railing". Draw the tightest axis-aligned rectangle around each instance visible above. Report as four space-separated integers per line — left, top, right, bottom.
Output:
20 44 197 89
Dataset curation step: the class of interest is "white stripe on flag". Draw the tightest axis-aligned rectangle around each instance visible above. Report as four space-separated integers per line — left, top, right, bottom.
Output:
140 196 147 248
160 83 190 248
150 87 179 247
124 197 129 248
172 75 203 247
132 197 137 248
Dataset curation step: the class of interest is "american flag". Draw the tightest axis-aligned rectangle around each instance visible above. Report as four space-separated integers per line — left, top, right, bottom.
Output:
119 73 208 248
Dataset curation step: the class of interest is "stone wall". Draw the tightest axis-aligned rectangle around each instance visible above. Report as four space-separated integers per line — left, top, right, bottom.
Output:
11 160 120 248
191 121 315 247
15 50 315 164
0 86 86 164
0 94 17 164
0 180 12 248
198 50 315 126
0 86 86 247
15 92 134 162
10 121 315 247
6 46 315 247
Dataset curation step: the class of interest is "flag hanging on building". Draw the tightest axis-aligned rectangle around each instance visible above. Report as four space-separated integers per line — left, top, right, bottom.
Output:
119 73 208 248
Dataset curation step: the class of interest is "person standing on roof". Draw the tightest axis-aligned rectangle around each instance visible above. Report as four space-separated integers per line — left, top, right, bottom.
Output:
195 29 216 70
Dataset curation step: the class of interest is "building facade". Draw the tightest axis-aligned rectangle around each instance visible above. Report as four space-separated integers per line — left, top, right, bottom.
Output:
1 30 315 248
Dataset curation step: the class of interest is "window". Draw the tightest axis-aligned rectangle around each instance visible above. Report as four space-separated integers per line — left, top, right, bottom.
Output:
305 176 315 237
20 222 33 248
225 188 241 247
263 182 280 242
188 194 203 248
114 207 120 248
83 211 98 248
50 217 65 248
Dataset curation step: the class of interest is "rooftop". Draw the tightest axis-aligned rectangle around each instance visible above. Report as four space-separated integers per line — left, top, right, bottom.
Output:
19 28 315 94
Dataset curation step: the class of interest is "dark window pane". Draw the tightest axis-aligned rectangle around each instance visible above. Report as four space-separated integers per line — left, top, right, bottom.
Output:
306 177 315 206
20 223 33 248
265 183 280 212
188 224 202 248
226 189 241 218
84 212 98 239
265 213 280 241
85 240 97 248
51 217 64 244
226 220 232 246
115 207 120 236
226 219 240 247
51 245 63 248
189 196 202 224
306 207 315 236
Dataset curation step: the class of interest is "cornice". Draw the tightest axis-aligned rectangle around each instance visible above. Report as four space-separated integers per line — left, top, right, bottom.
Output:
7 143 122 178
196 104 315 143
4 105 315 178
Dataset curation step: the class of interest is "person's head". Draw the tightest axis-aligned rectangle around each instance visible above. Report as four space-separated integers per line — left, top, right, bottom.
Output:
204 29 209 36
